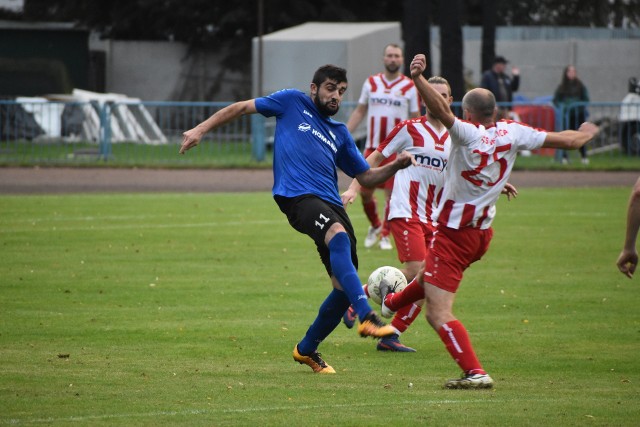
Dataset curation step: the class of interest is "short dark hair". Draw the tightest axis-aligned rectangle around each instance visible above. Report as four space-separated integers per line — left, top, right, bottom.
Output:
312 64 348 87
462 89 496 119
383 43 402 54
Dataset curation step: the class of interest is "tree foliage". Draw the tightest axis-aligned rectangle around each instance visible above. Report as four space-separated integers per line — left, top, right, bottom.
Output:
18 0 411 73
19 0 638 43
10 0 638 99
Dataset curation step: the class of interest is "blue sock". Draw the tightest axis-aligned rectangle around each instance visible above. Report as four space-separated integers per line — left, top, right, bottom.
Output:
297 288 350 355
328 232 371 320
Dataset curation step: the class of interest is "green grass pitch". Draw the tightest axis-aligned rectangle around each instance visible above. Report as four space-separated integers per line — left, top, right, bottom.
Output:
1 187 638 426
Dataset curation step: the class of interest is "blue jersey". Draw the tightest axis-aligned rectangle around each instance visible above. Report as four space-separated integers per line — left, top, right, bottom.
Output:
255 89 369 207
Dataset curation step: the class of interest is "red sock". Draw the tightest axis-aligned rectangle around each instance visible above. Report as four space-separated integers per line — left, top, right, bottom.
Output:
385 278 424 311
390 303 422 333
437 320 485 374
363 198 381 228
381 199 391 237
363 284 370 298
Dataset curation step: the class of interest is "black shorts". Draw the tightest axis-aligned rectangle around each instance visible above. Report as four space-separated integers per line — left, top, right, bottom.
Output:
274 194 358 276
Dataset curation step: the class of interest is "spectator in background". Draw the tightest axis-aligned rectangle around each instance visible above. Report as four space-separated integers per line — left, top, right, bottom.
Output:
346 43 421 251
616 176 640 279
480 56 520 120
553 65 591 165
619 77 640 157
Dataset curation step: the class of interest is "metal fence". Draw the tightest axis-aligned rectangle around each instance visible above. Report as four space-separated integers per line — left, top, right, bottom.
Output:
1 99 639 167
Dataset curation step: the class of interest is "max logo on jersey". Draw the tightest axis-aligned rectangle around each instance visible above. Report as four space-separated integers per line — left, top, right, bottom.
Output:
371 97 403 107
414 154 447 171
297 123 338 153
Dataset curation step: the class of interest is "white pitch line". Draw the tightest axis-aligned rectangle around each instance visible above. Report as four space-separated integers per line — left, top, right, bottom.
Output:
0 212 370 234
7 214 163 223
0 219 286 234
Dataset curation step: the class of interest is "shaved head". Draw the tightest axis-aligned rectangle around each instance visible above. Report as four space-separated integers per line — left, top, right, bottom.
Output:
462 88 497 121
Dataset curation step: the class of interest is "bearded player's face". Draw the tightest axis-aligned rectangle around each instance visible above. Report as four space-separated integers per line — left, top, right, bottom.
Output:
383 46 403 74
311 79 347 116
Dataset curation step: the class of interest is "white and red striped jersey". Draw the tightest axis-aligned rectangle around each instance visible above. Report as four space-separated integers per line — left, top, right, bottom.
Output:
357 73 420 150
434 118 547 230
378 116 451 224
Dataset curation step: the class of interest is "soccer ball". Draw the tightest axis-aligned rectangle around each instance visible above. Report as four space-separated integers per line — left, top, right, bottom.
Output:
367 266 408 306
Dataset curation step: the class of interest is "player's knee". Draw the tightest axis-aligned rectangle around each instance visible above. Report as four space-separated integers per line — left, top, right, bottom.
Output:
426 310 451 330
425 298 454 328
325 223 347 246
404 262 423 281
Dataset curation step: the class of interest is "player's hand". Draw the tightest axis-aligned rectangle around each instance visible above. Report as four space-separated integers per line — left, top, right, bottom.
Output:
179 128 203 154
341 188 358 207
395 151 417 169
410 54 427 79
578 122 600 139
501 183 518 201
511 66 520 76
616 249 638 279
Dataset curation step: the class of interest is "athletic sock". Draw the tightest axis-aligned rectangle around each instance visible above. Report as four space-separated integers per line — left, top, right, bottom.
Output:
363 284 370 298
328 232 371 320
437 320 486 374
297 288 350 355
385 278 424 311
363 198 381 228
381 198 391 237
390 303 422 334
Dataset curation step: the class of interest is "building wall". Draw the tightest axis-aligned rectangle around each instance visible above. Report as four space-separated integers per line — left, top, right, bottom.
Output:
453 39 640 103
252 22 403 103
97 40 186 101
92 39 249 102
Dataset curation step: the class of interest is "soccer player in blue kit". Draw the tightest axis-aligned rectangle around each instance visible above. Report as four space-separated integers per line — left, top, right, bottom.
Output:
180 64 415 373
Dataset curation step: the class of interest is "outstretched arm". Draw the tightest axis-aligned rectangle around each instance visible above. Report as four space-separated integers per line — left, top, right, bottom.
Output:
541 122 599 151
180 100 257 154
355 151 415 189
342 150 386 207
409 54 456 129
617 177 640 278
